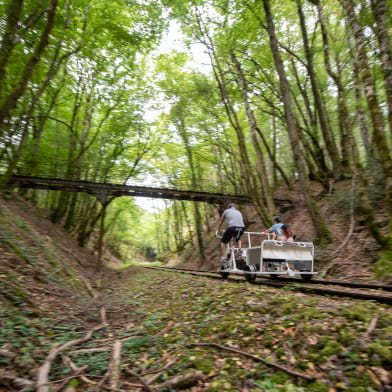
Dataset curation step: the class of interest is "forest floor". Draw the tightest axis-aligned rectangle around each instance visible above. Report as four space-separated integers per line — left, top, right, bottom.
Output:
0 185 391 392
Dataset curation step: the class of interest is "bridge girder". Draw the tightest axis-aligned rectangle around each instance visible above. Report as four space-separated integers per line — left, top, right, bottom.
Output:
9 175 254 205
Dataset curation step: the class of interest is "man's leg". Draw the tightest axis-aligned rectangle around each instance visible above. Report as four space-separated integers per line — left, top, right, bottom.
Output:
220 228 233 262
220 241 228 259
234 228 244 251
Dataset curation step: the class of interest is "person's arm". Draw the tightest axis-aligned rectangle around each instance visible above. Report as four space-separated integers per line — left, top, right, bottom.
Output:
217 215 224 232
216 215 225 236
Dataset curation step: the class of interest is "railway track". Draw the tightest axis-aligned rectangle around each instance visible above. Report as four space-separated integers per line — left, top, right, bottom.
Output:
145 266 392 305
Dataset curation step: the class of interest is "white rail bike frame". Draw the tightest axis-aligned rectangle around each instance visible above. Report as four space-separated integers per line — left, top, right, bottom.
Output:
221 231 316 278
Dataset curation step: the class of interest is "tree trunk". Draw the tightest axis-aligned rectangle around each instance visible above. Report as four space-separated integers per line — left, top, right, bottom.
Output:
348 37 375 168
342 0 392 234
370 0 392 138
2 6 82 188
288 57 330 187
0 0 58 130
311 0 356 172
177 115 206 262
194 9 272 227
262 0 332 243
296 0 344 180
230 51 276 215
0 0 24 87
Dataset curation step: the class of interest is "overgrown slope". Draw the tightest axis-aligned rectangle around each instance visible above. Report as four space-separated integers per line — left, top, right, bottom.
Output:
173 180 391 284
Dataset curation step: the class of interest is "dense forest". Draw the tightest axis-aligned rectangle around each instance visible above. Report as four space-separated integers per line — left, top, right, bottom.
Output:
1 0 392 268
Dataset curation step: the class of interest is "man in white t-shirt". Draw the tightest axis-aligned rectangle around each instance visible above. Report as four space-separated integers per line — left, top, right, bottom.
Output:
217 203 245 264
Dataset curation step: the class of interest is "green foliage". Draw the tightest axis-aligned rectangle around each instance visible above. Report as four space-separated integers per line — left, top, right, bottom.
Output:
206 379 235 392
253 378 306 392
0 306 80 368
306 382 329 392
341 303 380 322
71 351 110 376
373 248 392 277
319 340 343 356
1 0 391 274
367 343 392 364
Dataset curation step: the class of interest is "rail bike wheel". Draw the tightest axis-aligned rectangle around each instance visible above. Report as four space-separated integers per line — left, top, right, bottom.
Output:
300 271 312 280
244 265 257 282
220 265 229 279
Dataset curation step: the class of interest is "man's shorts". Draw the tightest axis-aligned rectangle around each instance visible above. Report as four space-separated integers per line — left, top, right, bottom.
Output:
221 226 245 244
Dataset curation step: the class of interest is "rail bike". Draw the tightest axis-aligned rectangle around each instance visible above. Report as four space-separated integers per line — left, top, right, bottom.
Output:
217 231 316 282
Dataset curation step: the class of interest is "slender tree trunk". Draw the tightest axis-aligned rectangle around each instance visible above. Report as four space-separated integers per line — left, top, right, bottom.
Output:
97 201 108 271
181 201 194 241
0 0 58 130
2 4 83 188
177 115 206 262
342 0 392 235
370 0 392 137
289 57 330 187
295 0 344 180
0 0 24 88
348 36 375 168
173 201 185 251
239 55 295 189
311 0 355 172
194 9 272 227
262 0 332 243
271 116 278 188
230 52 276 214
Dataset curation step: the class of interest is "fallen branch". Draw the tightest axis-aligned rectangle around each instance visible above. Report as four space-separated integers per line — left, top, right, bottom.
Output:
0 348 17 360
91 334 142 344
125 368 156 392
53 365 88 392
79 276 99 299
36 324 105 392
122 381 147 388
144 358 177 384
101 306 108 325
109 340 122 390
189 343 315 381
62 355 98 386
0 370 34 390
95 370 110 392
31 286 67 297
68 347 110 355
159 369 204 390
364 316 379 340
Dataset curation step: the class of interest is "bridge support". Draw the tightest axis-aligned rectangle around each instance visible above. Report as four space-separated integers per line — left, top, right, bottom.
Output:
91 190 112 271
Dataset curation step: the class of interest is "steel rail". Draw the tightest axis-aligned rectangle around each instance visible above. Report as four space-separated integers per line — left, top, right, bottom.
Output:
151 266 392 291
145 266 392 305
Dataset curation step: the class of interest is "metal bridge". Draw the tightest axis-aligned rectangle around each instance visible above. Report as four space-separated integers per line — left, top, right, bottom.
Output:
9 175 254 205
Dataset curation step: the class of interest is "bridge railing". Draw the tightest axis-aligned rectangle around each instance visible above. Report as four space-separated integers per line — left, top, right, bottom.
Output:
1 157 248 197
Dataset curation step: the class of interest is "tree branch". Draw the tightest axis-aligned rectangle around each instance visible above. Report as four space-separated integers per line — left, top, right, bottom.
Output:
189 342 315 381
36 324 105 392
